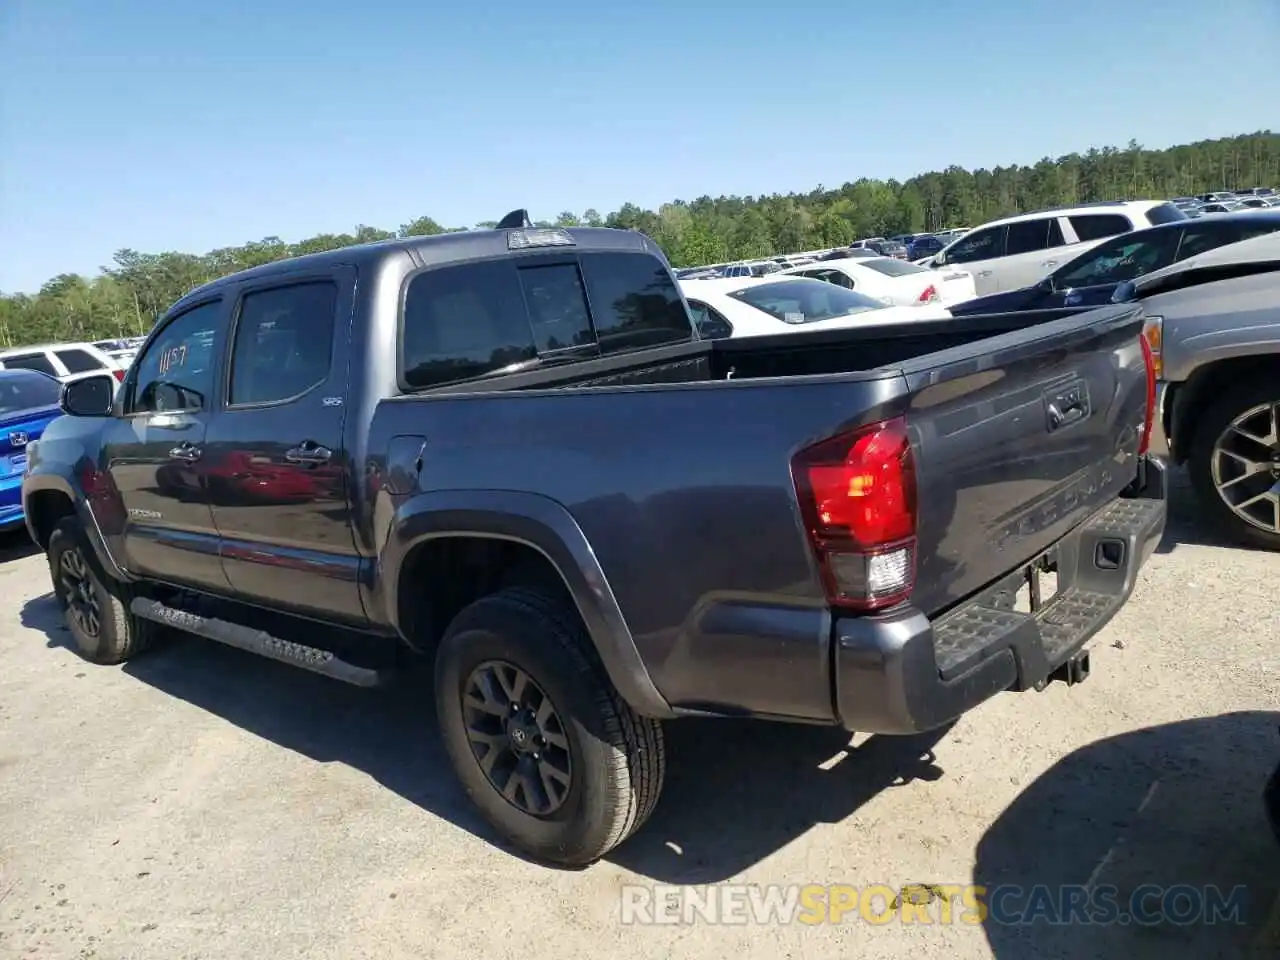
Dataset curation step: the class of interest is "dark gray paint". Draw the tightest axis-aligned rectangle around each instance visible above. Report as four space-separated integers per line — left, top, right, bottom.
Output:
24 227 1160 732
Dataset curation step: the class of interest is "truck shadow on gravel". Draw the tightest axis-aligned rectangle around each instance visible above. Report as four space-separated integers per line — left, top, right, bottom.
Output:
24 591 949 880
975 711 1280 959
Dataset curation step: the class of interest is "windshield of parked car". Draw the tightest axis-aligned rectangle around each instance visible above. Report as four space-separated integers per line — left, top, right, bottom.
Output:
726 278 887 323
0 371 61 416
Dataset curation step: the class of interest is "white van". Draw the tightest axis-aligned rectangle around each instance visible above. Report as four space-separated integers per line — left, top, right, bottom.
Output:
929 200 1187 295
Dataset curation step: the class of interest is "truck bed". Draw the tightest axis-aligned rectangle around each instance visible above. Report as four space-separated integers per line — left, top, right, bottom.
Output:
373 301 1151 722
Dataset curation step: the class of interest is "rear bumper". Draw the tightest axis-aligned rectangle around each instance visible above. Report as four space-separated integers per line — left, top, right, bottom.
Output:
832 456 1167 735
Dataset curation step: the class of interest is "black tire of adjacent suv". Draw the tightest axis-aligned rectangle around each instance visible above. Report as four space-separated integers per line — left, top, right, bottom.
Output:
47 516 155 664
1187 380 1280 552
434 587 665 866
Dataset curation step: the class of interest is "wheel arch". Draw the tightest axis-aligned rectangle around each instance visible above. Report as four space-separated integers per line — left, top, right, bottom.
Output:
1167 355 1280 464
379 489 674 718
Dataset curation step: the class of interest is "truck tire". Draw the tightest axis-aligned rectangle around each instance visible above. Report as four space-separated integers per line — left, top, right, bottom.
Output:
434 587 665 866
1187 380 1280 551
47 516 155 664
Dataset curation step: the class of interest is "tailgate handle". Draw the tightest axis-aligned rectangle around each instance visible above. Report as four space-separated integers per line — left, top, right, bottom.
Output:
1046 384 1090 431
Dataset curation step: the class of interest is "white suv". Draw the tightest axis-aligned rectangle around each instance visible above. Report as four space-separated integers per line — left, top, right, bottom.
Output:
0 341 126 385
928 200 1187 296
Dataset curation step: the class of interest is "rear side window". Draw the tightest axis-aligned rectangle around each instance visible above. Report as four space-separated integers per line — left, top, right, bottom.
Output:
401 260 539 390
230 281 338 405
686 300 733 340
1 353 58 377
400 252 692 389
1069 214 1132 242
579 252 691 354
55 348 107 374
1005 218 1064 256
1144 202 1189 226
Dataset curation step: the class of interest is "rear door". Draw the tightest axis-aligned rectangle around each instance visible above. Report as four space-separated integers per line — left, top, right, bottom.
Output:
900 304 1150 615
202 268 362 624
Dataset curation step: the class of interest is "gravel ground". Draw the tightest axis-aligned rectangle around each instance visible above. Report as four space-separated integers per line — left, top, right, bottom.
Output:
1 469 1278 960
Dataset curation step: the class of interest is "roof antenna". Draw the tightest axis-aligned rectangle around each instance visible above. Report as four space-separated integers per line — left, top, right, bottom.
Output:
496 209 532 229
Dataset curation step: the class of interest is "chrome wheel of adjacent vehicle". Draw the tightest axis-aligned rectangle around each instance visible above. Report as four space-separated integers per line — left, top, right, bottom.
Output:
462 659 573 817
59 545 101 639
1210 400 1280 535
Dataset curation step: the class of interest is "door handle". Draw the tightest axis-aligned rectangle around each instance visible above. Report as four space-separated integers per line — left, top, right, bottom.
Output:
1041 259 1059 267
285 442 332 464
168 443 201 463
977 270 993 278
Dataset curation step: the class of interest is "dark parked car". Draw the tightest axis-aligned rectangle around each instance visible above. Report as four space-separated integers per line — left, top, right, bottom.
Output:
908 235 946 259
24 212 1165 867
949 211 1280 317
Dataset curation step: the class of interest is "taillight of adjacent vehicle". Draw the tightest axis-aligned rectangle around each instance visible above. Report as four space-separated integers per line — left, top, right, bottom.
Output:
917 285 939 304
1137 315 1161 456
790 416 917 612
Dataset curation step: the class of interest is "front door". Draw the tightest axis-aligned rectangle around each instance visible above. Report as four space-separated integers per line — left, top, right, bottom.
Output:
102 298 231 592
202 269 364 624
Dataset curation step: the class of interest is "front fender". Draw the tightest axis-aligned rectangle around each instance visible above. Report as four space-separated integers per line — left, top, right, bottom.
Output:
379 488 675 718
22 469 130 582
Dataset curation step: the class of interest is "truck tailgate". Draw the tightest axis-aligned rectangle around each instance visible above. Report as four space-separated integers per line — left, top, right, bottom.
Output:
898 303 1151 616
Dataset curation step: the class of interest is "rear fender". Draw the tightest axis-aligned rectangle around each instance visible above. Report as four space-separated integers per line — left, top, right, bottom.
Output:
379 489 675 718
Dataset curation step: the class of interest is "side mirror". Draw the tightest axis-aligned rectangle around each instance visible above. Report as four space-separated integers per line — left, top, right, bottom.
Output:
60 374 116 417
932 253 946 267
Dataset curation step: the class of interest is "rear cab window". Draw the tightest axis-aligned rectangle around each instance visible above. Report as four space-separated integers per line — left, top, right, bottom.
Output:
400 251 692 390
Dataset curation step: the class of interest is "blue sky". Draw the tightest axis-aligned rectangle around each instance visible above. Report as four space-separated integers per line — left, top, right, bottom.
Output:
1 0 1277 293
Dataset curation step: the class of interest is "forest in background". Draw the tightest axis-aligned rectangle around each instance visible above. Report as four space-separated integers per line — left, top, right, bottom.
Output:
2 131 1277 348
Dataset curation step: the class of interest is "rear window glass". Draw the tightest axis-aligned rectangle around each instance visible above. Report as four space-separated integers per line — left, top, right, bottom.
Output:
857 257 931 277
1070 214 1133 242
1 353 58 377
1144 203 1189 226
726 279 886 324
0 370 61 414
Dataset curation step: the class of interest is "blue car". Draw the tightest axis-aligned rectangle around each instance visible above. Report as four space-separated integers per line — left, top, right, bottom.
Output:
0 369 64 531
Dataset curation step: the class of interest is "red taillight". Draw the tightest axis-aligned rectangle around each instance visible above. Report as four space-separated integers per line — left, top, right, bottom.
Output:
791 416 917 612
1138 332 1156 456
917 285 939 304
112 368 125 382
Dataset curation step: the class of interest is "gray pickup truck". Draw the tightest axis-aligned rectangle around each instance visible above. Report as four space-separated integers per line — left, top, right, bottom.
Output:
1116 230 1280 550
22 213 1166 866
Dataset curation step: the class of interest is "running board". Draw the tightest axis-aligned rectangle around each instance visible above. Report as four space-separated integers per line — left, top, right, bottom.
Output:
130 597 385 687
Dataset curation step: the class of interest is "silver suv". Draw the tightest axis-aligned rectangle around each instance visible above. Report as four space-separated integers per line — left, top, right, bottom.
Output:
928 200 1187 296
